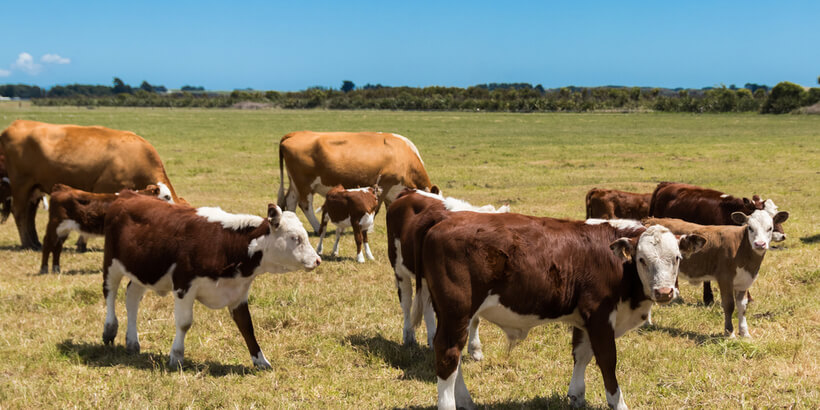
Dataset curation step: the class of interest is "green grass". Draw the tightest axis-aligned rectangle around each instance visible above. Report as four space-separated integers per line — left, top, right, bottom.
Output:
0 107 818 409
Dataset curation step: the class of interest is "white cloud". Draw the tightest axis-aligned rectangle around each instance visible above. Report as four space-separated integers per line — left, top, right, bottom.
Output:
41 53 70 64
0 68 10 77
11 52 42 75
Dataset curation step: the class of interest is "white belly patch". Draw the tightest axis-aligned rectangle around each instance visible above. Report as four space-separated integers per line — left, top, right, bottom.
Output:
310 177 333 196
56 219 99 239
475 294 583 344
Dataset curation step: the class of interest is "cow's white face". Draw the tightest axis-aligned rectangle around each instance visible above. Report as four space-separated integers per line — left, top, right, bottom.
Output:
732 209 789 253
612 225 705 304
156 182 174 203
261 209 321 272
762 199 787 242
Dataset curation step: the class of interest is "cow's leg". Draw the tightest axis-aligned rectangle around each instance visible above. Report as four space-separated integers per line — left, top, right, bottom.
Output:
735 290 751 338
102 261 125 345
40 219 59 274
76 235 88 253
11 186 41 249
169 289 196 369
283 181 299 212
718 280 736 337
587 320 627 410
299 193 322 233
362 231 374 261
702 281 715 306
125 281 147 353
352 222 365 263
420 279 437 348
467 316 483 361
434 314 474 410
396 273 416 346
568 327 593 408
331 226 343 257
316 211 328 254
230 301 272 369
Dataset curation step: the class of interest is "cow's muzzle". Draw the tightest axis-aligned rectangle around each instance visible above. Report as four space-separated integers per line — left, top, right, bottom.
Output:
653 287 675 304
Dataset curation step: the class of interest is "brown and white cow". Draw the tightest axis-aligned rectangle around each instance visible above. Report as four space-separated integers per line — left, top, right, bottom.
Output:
316 184 382 263
650 182 787 305
645 209 788 338
101 192 320 368
585 188 651 220
277 131 437 233
417 213 704 410
386 189 509 360
0 120 181 249
39 183 171 274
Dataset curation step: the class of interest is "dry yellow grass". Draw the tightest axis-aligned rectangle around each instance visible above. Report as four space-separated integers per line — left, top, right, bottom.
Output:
0 107 818 408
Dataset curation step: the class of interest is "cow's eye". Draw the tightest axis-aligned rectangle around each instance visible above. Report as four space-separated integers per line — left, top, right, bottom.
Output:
639 258 646 265
676 255 682 262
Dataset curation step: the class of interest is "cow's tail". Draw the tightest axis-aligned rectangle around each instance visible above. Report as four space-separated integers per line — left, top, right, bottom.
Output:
410 279 427 329
585 188 596 219
277 142 286 209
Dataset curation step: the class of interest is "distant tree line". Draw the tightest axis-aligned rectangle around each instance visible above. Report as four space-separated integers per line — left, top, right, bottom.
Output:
4 78 818 114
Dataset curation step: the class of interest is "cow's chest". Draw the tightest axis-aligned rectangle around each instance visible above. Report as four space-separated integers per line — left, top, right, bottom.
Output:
190 275 258 309
610 300 653 338
733 267 757 292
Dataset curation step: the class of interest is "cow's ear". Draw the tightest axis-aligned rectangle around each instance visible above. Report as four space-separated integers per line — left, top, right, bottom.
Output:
430 185 441 195
742 197 753 207
773 211 789 224
610 238 634 262
679 234 706 256
730 211 748 225
267 203 282 228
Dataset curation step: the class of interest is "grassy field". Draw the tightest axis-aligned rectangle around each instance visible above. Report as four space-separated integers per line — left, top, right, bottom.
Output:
0 107 818 409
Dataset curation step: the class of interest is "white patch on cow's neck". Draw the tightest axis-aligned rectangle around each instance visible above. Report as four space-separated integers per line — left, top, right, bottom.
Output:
390 133 424 165
197 207 263 231
733 267 756 291
156 182 174 203
412 189 508 213
720 194 729 198
585 218 644 230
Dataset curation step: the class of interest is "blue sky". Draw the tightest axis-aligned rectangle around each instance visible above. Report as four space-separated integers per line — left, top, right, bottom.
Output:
1 1 818 91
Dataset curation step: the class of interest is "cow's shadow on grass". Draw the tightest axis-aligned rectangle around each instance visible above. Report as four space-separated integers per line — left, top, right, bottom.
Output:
56 339 256 377
397 393 601 410
344 334 436 382
800 234 820 244
641 325 723 345
36 268 99 276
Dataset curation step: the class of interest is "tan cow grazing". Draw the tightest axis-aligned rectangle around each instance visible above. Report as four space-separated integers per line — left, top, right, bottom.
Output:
645 209 788 338
102 192 321 368
40 183 172 274
277 131 437 233
585 188 651 220
316 184 382 263
0 120 181 249
417 213 704 410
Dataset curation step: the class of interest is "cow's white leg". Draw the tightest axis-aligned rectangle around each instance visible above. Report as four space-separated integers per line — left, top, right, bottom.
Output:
735 291 750 338
454 361 475 410
364 242 374 261
125 281 148 353
422 286 436 348
102 261 125 345
467 316 483 361
169 289 196 369
331 226 343 257
606 388 628 410
438 361 474 410
568 328 593 408
303 194 322 233
396 273 416 346
316 223 327 254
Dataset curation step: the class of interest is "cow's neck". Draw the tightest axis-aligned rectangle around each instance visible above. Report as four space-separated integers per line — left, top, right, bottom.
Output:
619 262 650 309
736 229 765 274
224 222 272 277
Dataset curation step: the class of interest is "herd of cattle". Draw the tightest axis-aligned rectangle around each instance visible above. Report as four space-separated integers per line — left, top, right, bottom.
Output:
0 120 790 410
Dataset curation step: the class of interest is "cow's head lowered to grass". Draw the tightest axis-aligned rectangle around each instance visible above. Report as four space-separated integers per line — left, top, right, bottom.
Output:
610 225 705 304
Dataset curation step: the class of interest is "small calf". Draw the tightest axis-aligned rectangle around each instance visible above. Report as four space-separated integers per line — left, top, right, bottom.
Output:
645 209 788 337
585 188 651 220
40 183 170 274
316 185 382 263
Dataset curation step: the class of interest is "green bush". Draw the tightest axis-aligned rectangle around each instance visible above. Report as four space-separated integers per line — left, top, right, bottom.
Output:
761 81 806 114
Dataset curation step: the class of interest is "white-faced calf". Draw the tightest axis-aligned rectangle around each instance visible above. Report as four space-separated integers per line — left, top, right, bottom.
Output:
418 212 704 410
40 183 169 274
646 209 787 338
101 191 321 369
316 184 382 263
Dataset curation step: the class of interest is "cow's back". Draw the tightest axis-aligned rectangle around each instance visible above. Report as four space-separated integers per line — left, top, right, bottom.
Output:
650 182 728 225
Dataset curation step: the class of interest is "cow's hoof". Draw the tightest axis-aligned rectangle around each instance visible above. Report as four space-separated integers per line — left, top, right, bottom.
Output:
168 353 184 370
38 266 48 275
52 265 61 274
469 349 484 361
739 328 751 338
568 394 586 408
102 322 118 345
126 340 140 353
356 255 365 263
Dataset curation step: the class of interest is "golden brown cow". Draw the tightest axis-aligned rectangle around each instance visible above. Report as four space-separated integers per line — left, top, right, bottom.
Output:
277 131 437 233
0 120 180 249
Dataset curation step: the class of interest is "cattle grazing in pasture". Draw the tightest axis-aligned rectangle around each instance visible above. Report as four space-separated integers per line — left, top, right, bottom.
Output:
645 210 788 338
316 184 382 262
277 131 438 233
101 192 321 368
585 188 651 220
386 189 509 360
416 213 705 410
39 183 172 274
0 120 181 250
649 181 787 305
